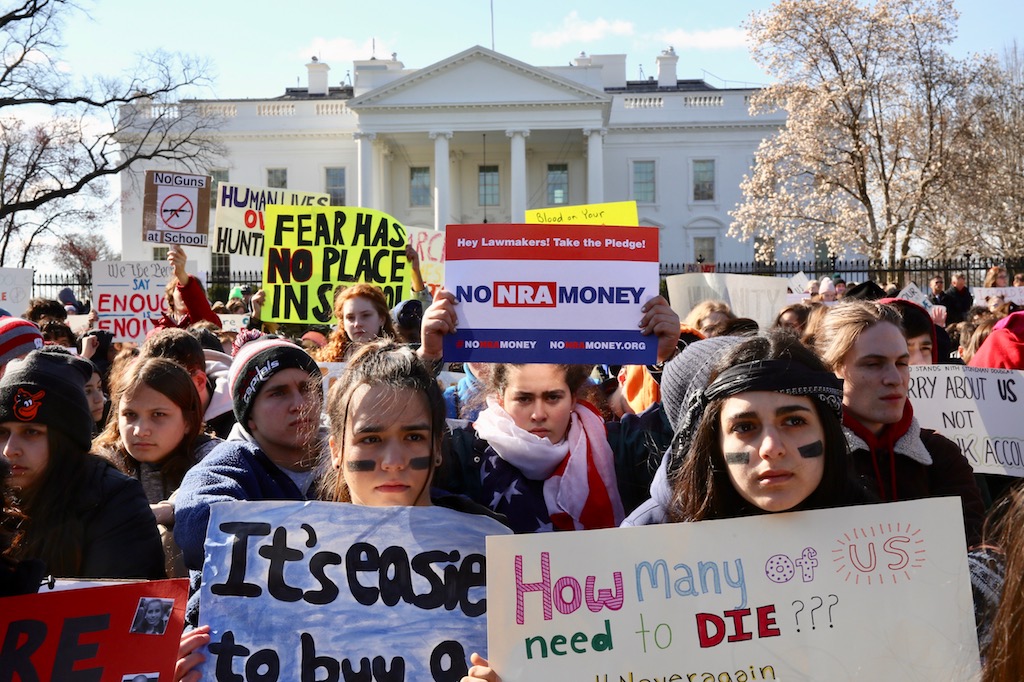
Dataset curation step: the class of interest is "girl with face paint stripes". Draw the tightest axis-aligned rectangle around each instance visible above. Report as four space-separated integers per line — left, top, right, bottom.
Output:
667 331 873 522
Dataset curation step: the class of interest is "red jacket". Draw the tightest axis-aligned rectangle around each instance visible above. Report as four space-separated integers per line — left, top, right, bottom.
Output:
153 275 221 330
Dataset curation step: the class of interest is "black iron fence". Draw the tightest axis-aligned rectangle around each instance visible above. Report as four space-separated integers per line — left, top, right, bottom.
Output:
27 257 1024 307
660 256 1024 290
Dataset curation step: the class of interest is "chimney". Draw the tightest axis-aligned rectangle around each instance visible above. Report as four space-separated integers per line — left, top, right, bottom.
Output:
656 47 678 88
574 51 592 67
306 56 330 96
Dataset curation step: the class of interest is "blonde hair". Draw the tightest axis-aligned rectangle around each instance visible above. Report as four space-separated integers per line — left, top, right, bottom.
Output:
682 300 733 330
813 300 903 372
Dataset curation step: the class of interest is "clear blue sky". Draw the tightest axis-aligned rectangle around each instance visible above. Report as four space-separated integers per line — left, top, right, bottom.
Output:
61 0 1022 99
40 0 1022 266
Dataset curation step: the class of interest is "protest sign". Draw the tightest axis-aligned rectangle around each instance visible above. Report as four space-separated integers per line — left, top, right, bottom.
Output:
443 224 660 364
973 286 1024 307
910 363 1024 477
788 271 811 295
261 205 408 324
525 200 639 227
897 282 929 308
142 170 211 247
92 260 178 343
486 498 979 681
407 225 445 297
0 578 188 681
0 266 32 311
198 501 511 681
665 273 790 330
213 182 330 257
217 314 250 333
316 361 347 404
66 314 91 335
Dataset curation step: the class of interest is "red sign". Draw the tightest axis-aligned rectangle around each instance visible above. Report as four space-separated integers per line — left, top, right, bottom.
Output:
0 579 188 681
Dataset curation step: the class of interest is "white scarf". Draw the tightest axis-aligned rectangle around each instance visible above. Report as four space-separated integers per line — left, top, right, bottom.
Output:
474 397 625 529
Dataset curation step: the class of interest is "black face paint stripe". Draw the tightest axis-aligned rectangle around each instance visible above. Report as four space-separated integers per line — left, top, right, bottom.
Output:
409 456 431 470
346 459 376 472
798 441 824 458
724 451 750 464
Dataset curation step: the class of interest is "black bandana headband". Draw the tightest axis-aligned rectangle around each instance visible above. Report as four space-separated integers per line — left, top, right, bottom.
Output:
702 359 844 420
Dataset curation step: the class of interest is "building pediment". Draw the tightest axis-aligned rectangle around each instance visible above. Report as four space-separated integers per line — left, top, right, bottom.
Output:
349 46 610 111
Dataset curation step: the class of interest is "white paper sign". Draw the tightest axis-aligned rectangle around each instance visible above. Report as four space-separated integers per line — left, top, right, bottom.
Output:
486 498 979 681
788 271 811 294
216 314 250 333
973 286 1024 307
199 501 510 681
92 261 176 343
666 273 790 331
910 363 1024 477
0 266 33 312
897 282 930 308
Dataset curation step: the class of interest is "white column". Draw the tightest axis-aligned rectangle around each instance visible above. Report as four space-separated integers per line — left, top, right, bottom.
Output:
583 127 606 204
429 130 453 230
506 129 529 223
452 150 464 223
354 131 376 208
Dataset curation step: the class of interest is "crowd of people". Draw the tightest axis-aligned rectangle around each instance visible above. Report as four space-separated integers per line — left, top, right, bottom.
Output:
2 252 1024 681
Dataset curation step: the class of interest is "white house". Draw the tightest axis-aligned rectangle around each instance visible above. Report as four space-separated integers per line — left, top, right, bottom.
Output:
118 45 784 276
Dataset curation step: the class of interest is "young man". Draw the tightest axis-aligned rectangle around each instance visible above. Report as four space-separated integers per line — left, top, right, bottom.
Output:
173 336 322 624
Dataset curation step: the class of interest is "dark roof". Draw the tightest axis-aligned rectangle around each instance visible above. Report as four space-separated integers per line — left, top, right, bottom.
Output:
275 86 354 101
606 78 721 94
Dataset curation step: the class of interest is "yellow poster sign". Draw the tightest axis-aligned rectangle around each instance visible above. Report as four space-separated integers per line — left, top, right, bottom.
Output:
525 200 639 227
262 206 407 323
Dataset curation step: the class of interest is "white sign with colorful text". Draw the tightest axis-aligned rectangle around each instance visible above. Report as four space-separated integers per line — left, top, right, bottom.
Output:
486 498 979 681
92 261 176 343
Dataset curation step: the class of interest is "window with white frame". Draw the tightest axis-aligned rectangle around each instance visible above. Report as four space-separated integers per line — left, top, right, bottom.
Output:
692 159 715 201
693 236 716 264
479 165 499 206
410 167 431 207
267 168 287 189
632 160 655 203
546 163 569 205
212 252 230 280
152 246 169 262
325 167 345 205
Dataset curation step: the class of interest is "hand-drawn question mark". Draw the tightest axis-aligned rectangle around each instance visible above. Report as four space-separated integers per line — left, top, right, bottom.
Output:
827 594 840 628
792 599 805 632
809 595 824 630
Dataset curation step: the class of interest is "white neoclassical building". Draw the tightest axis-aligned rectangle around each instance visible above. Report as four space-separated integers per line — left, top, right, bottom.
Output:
118 45 785 276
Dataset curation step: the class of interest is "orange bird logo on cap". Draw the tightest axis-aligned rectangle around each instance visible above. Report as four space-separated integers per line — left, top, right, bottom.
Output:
13 388 44 421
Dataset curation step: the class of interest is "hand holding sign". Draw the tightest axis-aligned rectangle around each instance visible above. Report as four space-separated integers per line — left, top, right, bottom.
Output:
168 244 188 286
420 289 458 361
639 295 682 363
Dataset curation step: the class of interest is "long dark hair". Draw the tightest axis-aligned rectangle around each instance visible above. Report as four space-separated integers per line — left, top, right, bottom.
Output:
16 427 94 576
668 332 868 522
95 357 203 495
318 340 445 503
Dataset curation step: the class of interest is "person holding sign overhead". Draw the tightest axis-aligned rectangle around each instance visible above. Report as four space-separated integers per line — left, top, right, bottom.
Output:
426 288 682 533
153 244 221 331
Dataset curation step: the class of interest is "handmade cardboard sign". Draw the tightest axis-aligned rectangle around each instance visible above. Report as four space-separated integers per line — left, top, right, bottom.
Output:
525 201 639 227
0 579 188 682
666 273 790 331
443 224 659 364
142 170 211 247
198 501 511 681
486 498 979 681
213 182 330 257
261 206 408 323
92 260 179 343
910 363 1024 477
406 225 445 298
